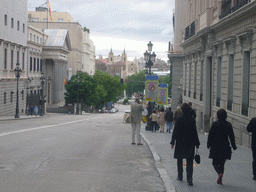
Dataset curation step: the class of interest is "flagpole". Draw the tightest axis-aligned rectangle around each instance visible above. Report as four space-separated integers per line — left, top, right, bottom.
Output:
47 0 48 29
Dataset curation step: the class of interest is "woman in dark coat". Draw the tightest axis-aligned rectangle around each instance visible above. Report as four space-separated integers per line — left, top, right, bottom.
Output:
170 103 200 186
207 108 237 185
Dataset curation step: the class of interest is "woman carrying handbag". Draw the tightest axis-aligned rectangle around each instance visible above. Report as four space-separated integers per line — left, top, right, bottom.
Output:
207 109 237 185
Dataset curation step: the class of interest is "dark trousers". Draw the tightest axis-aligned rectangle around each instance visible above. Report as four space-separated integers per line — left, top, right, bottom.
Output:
253 150 256 177
177 156 193 181
212 159 226 175
151 121 157 132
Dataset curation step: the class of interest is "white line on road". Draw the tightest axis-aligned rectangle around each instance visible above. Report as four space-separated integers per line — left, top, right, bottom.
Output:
0 117 101 138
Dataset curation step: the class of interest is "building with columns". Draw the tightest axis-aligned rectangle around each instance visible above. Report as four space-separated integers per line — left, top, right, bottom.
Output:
0 0 28 116
175 0 256 147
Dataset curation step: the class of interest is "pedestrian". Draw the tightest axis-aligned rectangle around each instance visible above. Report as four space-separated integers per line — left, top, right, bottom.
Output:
170 103 200 186
207 108 237 185
165 107 174 133
158 108 166 133
30 105 34 116
130 98 144 145
247 117 256 180
188 102 196 119
34 105 38 116
68 107 71 115
174 106 182 122
26 105 30 116
150 109 158 132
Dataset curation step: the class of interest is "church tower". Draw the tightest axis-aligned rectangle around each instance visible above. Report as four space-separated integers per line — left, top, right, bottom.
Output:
108 48 114 64
122 48 127 64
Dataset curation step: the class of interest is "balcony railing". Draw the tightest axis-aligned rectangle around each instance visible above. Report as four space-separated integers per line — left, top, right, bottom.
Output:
184 21 196 40
220 0 251 19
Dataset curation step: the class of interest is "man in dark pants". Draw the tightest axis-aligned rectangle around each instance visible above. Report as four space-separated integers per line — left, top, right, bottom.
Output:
247 117 256 180
165 107 173 133
170 103 200 186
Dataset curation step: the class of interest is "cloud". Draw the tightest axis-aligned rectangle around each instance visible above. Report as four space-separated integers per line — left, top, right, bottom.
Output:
28 0 174 61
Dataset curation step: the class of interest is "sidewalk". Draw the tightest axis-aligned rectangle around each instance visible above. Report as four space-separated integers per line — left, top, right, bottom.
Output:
0 114 46 121
141 123 256 192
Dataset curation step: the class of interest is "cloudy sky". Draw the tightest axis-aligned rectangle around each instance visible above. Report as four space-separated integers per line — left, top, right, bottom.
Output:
28 0 175 61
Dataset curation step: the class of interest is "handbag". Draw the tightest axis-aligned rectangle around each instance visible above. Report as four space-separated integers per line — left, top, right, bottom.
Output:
194 148 200 164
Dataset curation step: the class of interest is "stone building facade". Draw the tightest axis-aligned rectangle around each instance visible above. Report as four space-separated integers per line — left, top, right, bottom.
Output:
82 30 95 75
176 0 256 147
0 0 28 116
107 49 127 77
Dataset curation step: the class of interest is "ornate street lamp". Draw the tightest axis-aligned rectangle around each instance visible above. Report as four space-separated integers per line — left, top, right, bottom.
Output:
14 63 22 118
144 41 156 75
40 72 45 116
144 41 157 130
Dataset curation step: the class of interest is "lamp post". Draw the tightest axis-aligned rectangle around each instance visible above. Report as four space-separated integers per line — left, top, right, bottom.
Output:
14 63 22 118
144 41 156 130
40 72 45 116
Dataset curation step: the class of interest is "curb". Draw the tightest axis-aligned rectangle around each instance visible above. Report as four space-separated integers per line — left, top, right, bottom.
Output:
141 132 176 192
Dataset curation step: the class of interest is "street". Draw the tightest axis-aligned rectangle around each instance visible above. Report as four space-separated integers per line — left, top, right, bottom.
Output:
0 105 165 192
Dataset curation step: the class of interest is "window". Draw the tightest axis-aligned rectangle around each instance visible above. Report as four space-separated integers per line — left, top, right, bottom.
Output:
22 90 24 100
34 58 36 71
37 36 39 43
4 15 7 25
216 57 222 107
17 51 20 64
11 91 14 103
30 33 32 41
4 49 7 69
11 18 14 28
22 53 25 70
34 35 35 41
200 60 204 101
30 57 33 71
242 51 250 116
193 62 197 99
188 63 192 97
17 21 19 31
43 18 48 22
4 92 6 104
31 18 39 22
40 59 42 71
37 58 39 71
11 50 14 70
184 64 187 96
58 18 64 22
227 54 234 111
23 23 25 33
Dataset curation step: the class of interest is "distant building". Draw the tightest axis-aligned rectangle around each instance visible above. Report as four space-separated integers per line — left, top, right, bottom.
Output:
0 0 28 116
107 48 127 77
95 58 107 72
82 29 95 75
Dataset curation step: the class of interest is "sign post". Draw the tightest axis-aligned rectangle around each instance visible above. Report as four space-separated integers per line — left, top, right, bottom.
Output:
158 84 168 107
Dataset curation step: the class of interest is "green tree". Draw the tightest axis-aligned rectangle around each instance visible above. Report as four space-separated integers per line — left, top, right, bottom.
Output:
126 71 146 97
158 74 172 97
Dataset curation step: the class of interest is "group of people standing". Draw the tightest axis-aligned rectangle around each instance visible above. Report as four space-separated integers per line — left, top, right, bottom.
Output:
130 98 256 186
26 105 39 116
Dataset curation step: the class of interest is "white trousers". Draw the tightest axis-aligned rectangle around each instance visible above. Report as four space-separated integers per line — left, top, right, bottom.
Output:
131 122 141 144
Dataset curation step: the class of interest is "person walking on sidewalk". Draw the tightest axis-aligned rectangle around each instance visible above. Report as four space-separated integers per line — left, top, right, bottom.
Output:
207 108 237 185
158 108 166 133
30 105 34 116
34 105 39 116
170 103 200 186
165 107 173 133
247 117 256 180
150 109 158 132
188 102 196 119
173 106 182 123
130 98 144 145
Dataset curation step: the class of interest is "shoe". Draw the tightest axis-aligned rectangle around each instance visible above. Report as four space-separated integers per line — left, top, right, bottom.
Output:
137 143 143 145
176 177 182 181
253 176 256 180
187 181 193 186
217 174 223 184
131 143 136 145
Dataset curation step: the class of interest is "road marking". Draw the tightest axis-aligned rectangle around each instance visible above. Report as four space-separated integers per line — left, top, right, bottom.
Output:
0 117 101 138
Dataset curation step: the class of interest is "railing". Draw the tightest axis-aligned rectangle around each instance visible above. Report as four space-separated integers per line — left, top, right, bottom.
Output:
220 0 251 19
184 21 196 40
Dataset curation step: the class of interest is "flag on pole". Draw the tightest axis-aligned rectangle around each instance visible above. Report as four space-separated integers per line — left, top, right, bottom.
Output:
48 0 52 20
64 78 67 85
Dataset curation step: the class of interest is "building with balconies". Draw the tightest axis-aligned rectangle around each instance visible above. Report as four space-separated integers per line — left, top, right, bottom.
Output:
176 0 256 147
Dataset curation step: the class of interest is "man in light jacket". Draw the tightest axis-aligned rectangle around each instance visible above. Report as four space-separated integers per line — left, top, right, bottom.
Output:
130 98 144 145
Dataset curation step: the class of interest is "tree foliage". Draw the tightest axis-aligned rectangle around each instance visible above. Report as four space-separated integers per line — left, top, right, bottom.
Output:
126 71 172 98
64 70 126 109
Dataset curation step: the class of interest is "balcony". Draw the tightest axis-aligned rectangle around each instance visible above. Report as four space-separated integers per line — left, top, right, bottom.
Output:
220 0 251 19
184 21 196 40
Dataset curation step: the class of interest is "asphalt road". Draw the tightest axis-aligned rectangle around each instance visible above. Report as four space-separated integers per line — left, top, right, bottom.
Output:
0 105 165 192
